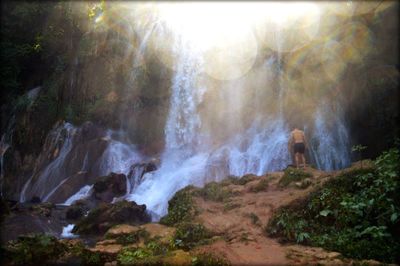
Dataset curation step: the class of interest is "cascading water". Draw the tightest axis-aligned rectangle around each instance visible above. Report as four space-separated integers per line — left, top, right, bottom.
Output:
127 37 209 219
19 123 143 203
20 123 76 202
310 102 351 170
16 6 351 220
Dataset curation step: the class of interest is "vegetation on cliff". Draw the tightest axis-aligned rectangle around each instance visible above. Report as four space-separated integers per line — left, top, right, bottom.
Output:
267 148 400 263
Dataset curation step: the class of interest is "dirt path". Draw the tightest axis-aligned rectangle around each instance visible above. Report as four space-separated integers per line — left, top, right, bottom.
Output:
191 168 360 265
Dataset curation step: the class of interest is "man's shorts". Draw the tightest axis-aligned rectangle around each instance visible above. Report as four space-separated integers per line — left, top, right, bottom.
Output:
294 143 305 154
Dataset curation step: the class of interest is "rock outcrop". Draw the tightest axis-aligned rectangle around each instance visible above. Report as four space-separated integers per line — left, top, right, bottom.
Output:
72 200 151 235
93 173 127 203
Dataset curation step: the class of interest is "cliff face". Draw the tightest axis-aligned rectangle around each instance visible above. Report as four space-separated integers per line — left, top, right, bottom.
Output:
0 2 399 201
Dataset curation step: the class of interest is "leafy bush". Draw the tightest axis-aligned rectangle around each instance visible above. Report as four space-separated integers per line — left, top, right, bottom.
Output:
195 182 234 202
249 179 269 192
106 228 150 245
117 247 156 265
267 148 400 263
191 252 230 266
173 223 212 250
4 234 67 265
160 186 197 226
279 167 312 187
228 174 257 186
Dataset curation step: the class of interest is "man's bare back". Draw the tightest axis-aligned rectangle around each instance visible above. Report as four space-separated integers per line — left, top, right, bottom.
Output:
291 129 306 143
288 128 307 168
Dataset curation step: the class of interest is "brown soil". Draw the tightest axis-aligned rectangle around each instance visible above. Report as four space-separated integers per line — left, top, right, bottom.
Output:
190 166 379 265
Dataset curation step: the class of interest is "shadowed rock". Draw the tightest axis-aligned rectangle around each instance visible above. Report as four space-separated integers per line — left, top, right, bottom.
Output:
72 200 150 235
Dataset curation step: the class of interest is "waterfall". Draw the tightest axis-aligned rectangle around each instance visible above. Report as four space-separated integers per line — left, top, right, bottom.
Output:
127 38 209 218
19 123 143 203
14 9 352 220
20 123 76 202
310 103 351 170
64 185 93 206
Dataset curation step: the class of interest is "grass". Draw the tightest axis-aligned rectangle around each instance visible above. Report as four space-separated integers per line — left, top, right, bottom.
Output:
195 182 234 202
279 167 312 187
249 179 269 192
173 222 213 250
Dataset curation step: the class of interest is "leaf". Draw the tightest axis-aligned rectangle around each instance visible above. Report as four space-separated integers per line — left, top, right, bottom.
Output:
319 210 331 217
390 213 398 223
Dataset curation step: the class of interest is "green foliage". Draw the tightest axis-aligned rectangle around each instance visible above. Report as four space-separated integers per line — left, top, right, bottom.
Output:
351 144 367 153
225 174 256 186
267 148 400 263
352 144 368 168
145 236 171 256
4 234 67 265
117 247 155 265
173 223 213 250
191 253 230 266
249 179 269 192
106 228 150 245
195 182 234 202
160 186 197 226
279 167 312 187
80 250 103 266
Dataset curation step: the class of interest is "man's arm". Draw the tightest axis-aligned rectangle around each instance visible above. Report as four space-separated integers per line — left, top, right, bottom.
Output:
288 132 293 150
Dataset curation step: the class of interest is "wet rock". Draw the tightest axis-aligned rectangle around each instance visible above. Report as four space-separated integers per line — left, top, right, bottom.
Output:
106 223 175 246
127 159 159 190
93 172 127 203
30 202 55 217
65 201 89 220
46 172 91 204
30 196 41 203
0 204 64 243
72 200 151 235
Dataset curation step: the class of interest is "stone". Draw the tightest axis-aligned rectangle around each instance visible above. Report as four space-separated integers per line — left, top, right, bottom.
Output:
93 173 127 203
72 200 151 235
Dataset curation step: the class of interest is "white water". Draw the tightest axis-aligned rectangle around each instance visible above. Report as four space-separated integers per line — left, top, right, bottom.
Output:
17 19 351 221
61 224 78 238
310 103 351 170
20 123 76 202
64 185 93 206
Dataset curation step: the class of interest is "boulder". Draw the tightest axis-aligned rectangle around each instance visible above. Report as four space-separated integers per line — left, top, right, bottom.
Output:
65 200 91 220
105 223 175 246
93 173 127 202
72 200 151 235
127 160 158 190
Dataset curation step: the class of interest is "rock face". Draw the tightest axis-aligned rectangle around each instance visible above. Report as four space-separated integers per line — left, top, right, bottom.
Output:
72 200 151 235
127 160 158 191
93 173 127 203
20 121 111 203
0 202 65 243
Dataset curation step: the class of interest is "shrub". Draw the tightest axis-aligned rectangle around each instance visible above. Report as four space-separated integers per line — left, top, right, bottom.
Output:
279 168 312 187
4 234 67 265
229 174 257 185
191 252 230 266
267 148 400 263
195 182 233 202
173 223 212 250
249 179 269 192
159 186 197 226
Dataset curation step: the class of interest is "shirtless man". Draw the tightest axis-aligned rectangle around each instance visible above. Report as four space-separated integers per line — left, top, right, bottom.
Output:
288 126 308 168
